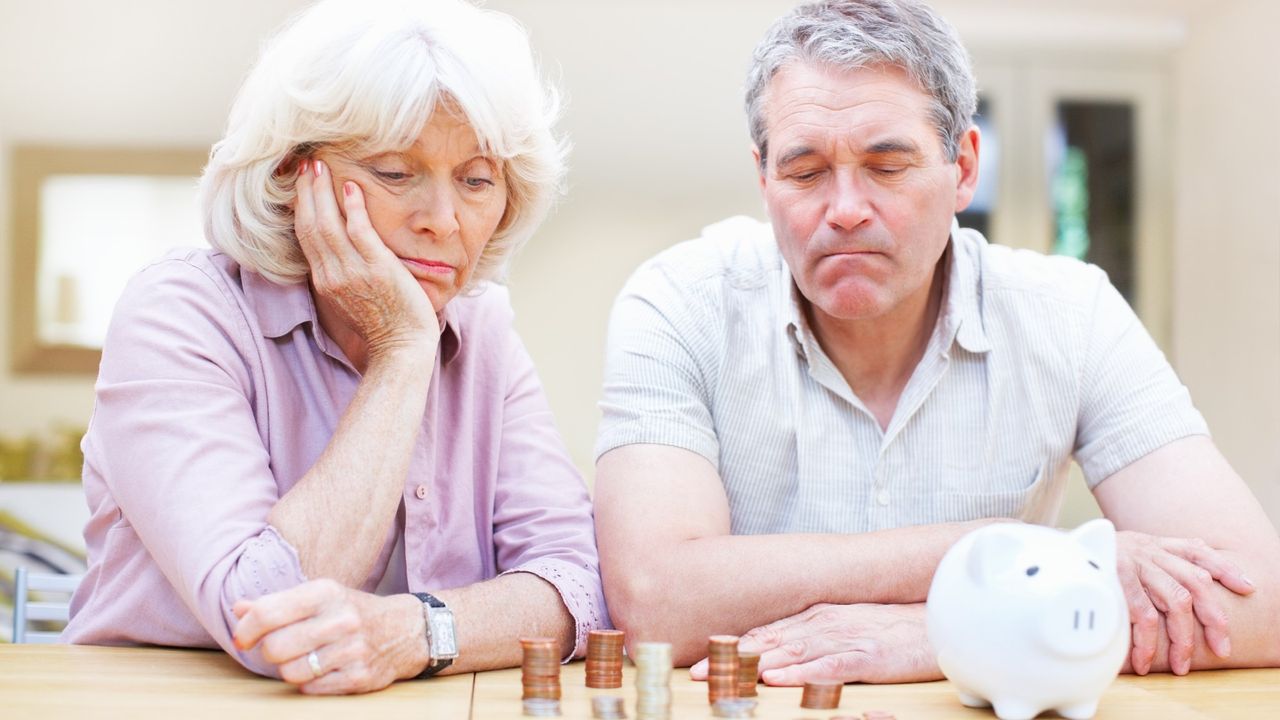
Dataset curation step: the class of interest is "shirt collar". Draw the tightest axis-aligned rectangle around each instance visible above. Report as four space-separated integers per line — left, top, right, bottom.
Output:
241 268 462 366
944 220 992 354
780 218 991 358
782 264 815 361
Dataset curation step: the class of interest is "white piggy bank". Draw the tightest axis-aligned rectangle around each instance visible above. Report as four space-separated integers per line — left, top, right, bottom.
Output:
926 519 1129 720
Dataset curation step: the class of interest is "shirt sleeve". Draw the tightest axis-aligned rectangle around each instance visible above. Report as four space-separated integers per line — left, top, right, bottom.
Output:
1074 273 1209 487
490 326 607 659
594 260 720 467
87 257 309 677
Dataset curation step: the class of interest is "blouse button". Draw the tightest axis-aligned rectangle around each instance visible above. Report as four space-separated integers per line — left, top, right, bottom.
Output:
415 485 428 500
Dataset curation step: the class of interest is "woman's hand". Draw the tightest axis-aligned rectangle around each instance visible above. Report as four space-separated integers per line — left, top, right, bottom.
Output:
295 159 438 362
232 579 428 695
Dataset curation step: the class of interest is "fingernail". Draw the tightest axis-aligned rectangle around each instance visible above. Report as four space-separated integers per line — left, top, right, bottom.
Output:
343 181 354 197
314 160 324 177
1221 637 1232 657
1242 575 1256 589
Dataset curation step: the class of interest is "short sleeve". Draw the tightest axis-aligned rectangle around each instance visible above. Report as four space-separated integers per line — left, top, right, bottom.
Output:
594 261 720 467
1074 276 1209 486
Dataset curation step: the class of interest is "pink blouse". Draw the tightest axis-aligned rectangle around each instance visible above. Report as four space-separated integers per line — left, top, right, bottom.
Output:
63 249 606 676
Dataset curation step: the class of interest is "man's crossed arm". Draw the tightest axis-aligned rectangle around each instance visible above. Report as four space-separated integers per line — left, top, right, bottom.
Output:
595 436 1280 684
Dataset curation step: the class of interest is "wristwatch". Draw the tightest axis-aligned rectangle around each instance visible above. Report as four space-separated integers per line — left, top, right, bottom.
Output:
412 592 458 678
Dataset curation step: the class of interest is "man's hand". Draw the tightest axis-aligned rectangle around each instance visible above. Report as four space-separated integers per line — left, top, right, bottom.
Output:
689 603 940 685
232 579 428 694
1116 530 1255 675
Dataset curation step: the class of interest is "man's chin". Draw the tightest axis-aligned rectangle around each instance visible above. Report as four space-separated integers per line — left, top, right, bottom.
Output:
803 284 891 323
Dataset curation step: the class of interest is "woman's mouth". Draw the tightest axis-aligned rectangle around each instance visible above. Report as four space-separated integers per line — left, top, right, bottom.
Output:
399 257 455 276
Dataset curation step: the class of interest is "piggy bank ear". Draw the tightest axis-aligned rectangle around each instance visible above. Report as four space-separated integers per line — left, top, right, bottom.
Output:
1070 518 1117 572
966 525 1026 586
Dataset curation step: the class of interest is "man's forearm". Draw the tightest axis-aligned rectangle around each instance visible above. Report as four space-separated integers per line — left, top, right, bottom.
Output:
1136 549 1280 673
608 519 996 665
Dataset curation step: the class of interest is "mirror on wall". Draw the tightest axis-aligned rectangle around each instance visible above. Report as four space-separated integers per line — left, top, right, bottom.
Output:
10 146 209 374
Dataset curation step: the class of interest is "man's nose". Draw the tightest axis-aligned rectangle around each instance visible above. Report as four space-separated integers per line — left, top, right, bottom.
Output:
825 170 873 231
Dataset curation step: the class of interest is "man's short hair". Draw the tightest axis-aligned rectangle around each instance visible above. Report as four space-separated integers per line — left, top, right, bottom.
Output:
199 0 566 287
745 0 977 167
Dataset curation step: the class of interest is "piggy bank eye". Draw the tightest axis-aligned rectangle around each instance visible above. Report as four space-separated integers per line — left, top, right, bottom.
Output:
1088 560 1100 570
1025 566 1040 576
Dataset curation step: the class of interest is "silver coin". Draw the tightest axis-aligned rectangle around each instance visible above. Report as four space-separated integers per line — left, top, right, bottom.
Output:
522 698 562 717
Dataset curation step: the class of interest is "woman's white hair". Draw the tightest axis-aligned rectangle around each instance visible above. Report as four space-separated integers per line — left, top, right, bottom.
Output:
199 0 566 287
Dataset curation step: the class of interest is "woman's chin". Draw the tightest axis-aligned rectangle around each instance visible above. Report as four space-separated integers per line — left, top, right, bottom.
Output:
419 281 455 313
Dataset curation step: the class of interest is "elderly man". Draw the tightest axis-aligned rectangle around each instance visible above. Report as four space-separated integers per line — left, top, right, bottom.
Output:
594 0 1280 686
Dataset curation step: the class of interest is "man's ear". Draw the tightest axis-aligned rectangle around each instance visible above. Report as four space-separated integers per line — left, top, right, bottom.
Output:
953 125 981 213
752 145 767 194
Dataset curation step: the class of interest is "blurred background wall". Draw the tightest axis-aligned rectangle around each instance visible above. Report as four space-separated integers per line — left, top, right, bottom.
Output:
0 0 1276 531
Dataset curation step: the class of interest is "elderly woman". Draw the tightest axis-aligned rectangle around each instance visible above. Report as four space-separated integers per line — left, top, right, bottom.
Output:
62 0 604 694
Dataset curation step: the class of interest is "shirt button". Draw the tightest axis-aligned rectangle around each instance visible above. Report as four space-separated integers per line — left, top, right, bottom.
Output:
415 485 428 500
876 489 891 506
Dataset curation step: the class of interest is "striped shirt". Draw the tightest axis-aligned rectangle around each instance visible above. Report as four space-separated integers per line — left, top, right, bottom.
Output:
595 216 1208 534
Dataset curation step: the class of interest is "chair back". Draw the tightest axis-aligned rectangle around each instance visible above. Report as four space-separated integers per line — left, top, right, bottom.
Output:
12 566 81 644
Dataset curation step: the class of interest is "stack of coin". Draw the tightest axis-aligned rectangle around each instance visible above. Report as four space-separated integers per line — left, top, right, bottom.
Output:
521 637 561 704
799 680 843 709
586 629 625 688
736 651 759 697
591 695 627 719
633 641 673 720
707 635 741 704
711 698 758 718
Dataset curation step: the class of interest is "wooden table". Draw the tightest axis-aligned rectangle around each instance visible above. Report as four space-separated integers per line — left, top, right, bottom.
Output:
2 644 1277 718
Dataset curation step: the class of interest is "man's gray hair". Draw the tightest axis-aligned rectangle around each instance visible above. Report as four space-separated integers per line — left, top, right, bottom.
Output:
745 0 976 167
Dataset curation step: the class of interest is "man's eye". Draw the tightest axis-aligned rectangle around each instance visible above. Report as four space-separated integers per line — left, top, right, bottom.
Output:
872 167 906 176
791 171 822 182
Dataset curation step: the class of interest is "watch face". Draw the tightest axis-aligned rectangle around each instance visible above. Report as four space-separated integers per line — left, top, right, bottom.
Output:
430 609 459 658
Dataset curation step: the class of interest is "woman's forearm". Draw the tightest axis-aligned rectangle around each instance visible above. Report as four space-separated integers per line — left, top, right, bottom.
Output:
434 573 576 674
269 341 435 585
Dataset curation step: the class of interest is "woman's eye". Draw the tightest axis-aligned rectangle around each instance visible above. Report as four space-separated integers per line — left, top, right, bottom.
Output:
464 177 494 188
372 169 409 181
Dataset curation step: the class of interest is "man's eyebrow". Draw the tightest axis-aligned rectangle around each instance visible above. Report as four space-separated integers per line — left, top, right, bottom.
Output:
774 146 817 170
865 139 922 156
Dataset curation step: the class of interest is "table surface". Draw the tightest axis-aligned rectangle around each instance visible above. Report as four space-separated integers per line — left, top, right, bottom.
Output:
2 644 1277 719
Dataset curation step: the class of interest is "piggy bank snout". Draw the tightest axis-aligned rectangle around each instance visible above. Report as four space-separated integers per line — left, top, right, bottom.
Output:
1038 584 1120 658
